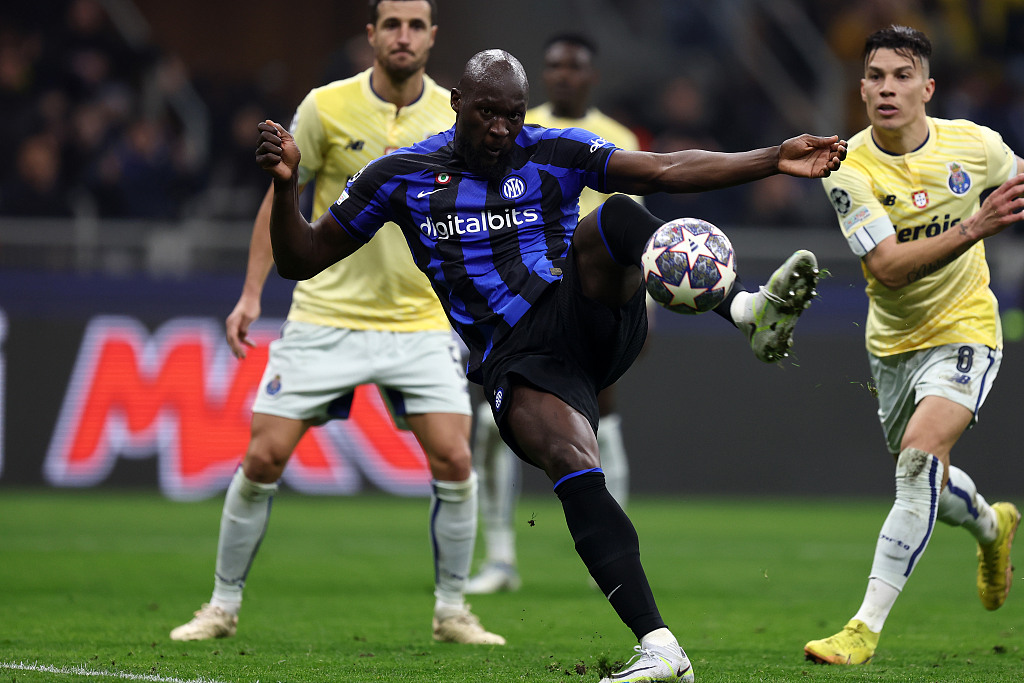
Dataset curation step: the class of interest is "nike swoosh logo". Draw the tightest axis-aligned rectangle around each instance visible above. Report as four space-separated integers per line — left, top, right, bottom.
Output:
611 665 655 679
605 584 622 600
417 188 446 198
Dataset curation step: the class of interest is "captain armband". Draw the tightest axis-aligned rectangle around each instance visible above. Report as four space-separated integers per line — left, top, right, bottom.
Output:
847 215 896 257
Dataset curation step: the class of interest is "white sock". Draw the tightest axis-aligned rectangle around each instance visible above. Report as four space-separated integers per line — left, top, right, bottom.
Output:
729 290 753 326
852 577 900 633
597 413 629 509
211 467 278 614
431 473 478 608
433 598 466 620
640 627 680 652
855 448 943 632
938 465 998 544
473 404 519 566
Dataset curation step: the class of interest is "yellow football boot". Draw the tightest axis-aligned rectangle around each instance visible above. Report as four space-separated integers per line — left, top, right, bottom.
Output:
977 501 1020 610
804 619 880 665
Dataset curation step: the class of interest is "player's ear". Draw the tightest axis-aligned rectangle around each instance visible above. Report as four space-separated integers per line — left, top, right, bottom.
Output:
451 88 461 113
922 77 935 104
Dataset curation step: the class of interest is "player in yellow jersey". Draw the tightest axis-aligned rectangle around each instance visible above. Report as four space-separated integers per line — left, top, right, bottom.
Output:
806 25 1024 666
465 33 642 595
170 0 504 646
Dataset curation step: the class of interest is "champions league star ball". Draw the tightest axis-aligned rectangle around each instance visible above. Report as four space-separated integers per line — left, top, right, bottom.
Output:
641 217 736 315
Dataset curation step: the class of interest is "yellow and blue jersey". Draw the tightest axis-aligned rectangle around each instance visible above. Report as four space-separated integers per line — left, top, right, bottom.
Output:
286 67 453 332
822 117 1017 356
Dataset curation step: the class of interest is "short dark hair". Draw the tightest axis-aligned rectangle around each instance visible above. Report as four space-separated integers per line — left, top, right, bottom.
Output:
862 25 931 70
543 32 598 58
368 0 438 26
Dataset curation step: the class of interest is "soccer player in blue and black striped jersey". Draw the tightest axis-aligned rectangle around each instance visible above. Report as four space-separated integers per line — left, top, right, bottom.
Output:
258 49 847 683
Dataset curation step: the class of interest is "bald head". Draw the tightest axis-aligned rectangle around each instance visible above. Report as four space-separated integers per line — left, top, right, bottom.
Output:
450 50 529 180
457 49 529 101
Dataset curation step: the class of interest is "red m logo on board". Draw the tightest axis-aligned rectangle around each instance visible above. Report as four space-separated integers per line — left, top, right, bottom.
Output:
44 316 432 500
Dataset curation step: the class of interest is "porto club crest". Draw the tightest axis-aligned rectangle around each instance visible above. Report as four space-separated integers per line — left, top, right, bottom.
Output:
946 161 972 195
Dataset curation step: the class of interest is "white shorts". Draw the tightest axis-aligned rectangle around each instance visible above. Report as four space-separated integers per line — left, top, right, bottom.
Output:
252 322 471 428
870 343 1001 454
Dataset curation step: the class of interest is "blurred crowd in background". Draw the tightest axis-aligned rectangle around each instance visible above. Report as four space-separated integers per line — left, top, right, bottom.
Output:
1 0 202 220
2 0 1023 232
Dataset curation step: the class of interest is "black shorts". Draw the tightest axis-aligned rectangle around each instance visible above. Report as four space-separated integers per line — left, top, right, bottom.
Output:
481 247 648 461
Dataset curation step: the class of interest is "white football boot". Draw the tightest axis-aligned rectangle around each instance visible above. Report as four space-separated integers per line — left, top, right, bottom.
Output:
170 603 238 641
432 605 506 645
744 249 818 362
599 642 694 682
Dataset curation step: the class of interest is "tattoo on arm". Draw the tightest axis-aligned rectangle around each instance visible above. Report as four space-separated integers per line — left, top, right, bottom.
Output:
906 252 958 284
907 220 974 285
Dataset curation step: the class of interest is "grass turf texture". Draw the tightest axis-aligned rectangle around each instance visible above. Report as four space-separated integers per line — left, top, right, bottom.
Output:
0 491 1020 682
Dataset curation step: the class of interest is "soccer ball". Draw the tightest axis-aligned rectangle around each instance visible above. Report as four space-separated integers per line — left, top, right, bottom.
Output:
641 217 736 314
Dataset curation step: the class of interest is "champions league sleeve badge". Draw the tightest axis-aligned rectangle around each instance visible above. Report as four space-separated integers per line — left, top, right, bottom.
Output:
829 187 852 216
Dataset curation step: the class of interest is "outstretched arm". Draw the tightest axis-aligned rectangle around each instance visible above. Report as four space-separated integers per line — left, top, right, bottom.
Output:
605 134 847 195
256 120 362 280
864 171 1024 288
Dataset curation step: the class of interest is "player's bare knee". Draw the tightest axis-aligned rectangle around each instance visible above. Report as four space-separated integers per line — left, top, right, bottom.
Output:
241 448 288 483
424 444 472 481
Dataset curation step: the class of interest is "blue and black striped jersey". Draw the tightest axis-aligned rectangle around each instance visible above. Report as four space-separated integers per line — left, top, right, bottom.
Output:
328 123 619 380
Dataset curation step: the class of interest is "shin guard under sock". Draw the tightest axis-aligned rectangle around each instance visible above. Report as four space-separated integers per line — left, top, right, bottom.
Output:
869 447 943 590
851 449 942 632
555 470 664 639
430 473 478 606
212 467 278 611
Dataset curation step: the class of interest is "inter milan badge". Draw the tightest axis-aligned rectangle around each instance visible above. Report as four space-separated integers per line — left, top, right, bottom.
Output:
911 189 929 209
946 161 972 195
266 374 282 396
500 175 527 200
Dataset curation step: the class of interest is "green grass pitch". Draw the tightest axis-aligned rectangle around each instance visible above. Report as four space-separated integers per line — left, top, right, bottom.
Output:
0 490 1020 682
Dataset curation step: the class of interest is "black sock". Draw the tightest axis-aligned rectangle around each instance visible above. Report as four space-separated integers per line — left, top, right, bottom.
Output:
713 277 747 326
555 471 665 640
596 194 663 266
598 194 746 327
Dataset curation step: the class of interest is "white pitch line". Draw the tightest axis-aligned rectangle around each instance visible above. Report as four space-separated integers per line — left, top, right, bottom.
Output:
0 661 232 683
